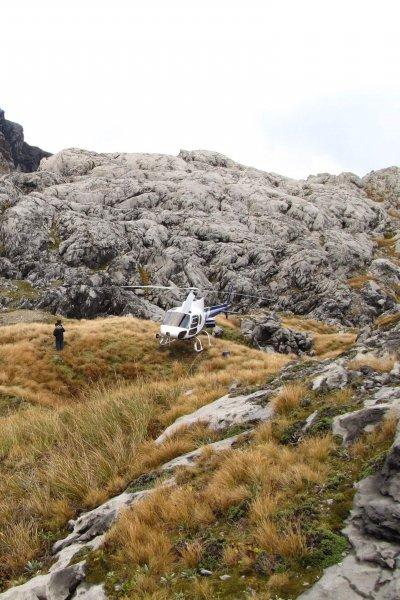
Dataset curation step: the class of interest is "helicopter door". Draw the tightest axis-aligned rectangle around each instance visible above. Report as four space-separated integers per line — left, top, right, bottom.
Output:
189 315 199 336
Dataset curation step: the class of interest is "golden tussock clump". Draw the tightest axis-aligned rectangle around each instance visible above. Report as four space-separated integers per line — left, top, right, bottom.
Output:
374 312 400 330
281 315 357 359
106 432 334 587
281 315 338 335
350 417 398 462
253 519 307 558
347 274 376 289
272 383 307 415
348 353 396 373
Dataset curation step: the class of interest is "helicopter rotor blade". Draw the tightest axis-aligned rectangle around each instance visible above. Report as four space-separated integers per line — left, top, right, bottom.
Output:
122 285 270 302
122 285 200 291
189 289 271 301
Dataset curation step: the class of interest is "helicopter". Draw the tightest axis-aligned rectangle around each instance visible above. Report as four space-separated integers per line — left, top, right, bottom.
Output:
123 284 269 352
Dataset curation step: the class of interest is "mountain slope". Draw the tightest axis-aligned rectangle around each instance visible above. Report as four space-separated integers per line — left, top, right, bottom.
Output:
0 310 398 600
0 313 287 587
0 111 399 600
0 146 398 324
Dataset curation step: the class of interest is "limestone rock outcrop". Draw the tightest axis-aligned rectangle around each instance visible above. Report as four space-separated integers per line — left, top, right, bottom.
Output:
300 421 400 599
0 145 398 323
242 313 312 354
155 388 272 443
301 366 400 600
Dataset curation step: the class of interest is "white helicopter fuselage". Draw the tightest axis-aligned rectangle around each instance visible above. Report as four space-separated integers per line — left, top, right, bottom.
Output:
159 292 205 340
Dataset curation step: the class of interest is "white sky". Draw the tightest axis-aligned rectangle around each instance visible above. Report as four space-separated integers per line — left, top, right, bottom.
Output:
2 0 400 178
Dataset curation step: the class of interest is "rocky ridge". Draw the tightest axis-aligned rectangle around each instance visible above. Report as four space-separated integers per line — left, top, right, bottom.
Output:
0 133 399 324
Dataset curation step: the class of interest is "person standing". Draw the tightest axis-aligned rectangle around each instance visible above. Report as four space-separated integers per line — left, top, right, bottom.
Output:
53 319 65 351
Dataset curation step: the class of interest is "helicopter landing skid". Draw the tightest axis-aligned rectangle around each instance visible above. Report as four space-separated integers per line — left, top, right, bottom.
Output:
193 330 212 352
158 335 174 347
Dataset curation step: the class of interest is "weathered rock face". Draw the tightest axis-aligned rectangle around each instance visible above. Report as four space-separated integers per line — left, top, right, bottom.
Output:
363 166 400 207
312 362 348 392
300 359 400 600
242 313 312 354
0 109 50 173
155 388 273 443
300 422 400 599
0 141 398 322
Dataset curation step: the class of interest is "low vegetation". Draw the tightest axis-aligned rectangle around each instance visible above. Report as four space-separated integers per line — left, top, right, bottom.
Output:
347 353 395 373
0 311 397 598
346 274 375 289
0 315 288 585
281 315 357 359
0 280 40 305
93 385 396 599
374 233 400 262
280 316 338 335
374 311 400 331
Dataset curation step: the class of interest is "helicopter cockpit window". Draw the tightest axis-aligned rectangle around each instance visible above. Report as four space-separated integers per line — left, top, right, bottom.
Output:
163 311 190 328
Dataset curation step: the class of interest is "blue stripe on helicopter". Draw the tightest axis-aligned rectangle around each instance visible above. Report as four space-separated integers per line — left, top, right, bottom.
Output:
206 303 229 318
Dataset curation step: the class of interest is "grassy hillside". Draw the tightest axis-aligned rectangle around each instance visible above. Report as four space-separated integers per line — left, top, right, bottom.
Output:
1 312 397 599
0 315 288 586
96 387 395 600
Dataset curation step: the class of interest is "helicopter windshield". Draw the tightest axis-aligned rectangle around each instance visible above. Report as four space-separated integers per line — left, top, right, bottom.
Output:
163 311 190 328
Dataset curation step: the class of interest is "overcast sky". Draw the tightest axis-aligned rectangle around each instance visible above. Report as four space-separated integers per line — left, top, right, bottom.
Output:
2 0 400 178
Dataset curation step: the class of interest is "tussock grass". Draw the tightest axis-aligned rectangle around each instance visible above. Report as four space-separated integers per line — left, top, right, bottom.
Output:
388 208 400 219
348 353 395 373
254 520 306 558
281 316 338 335
281 315 357 359
100 379 397 599
350 417 398 462
0 384 153 577
374 235 399 259
215 314 242 329
311 332 357 359
347 274 376 289
0 316 287 583
374 312 400 330
6 311 396 598
272 383 307 415
106 433 334 588
0 317 165 406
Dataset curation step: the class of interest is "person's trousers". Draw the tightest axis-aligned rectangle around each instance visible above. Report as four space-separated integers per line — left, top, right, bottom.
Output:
55 339 64 351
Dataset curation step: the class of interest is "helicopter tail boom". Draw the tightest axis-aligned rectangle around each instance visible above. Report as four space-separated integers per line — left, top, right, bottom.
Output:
205 301 230 320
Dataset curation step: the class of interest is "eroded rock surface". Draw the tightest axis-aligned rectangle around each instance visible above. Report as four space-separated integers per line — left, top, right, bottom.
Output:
155 389 272 443
301 384 400 599
312 362 348 392
53 491 150 553
0 146 398 322
159 434 243 471
0 563 86 600
242 313 312 354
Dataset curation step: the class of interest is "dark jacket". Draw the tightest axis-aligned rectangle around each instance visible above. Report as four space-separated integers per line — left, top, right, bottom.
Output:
53 325 65 340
